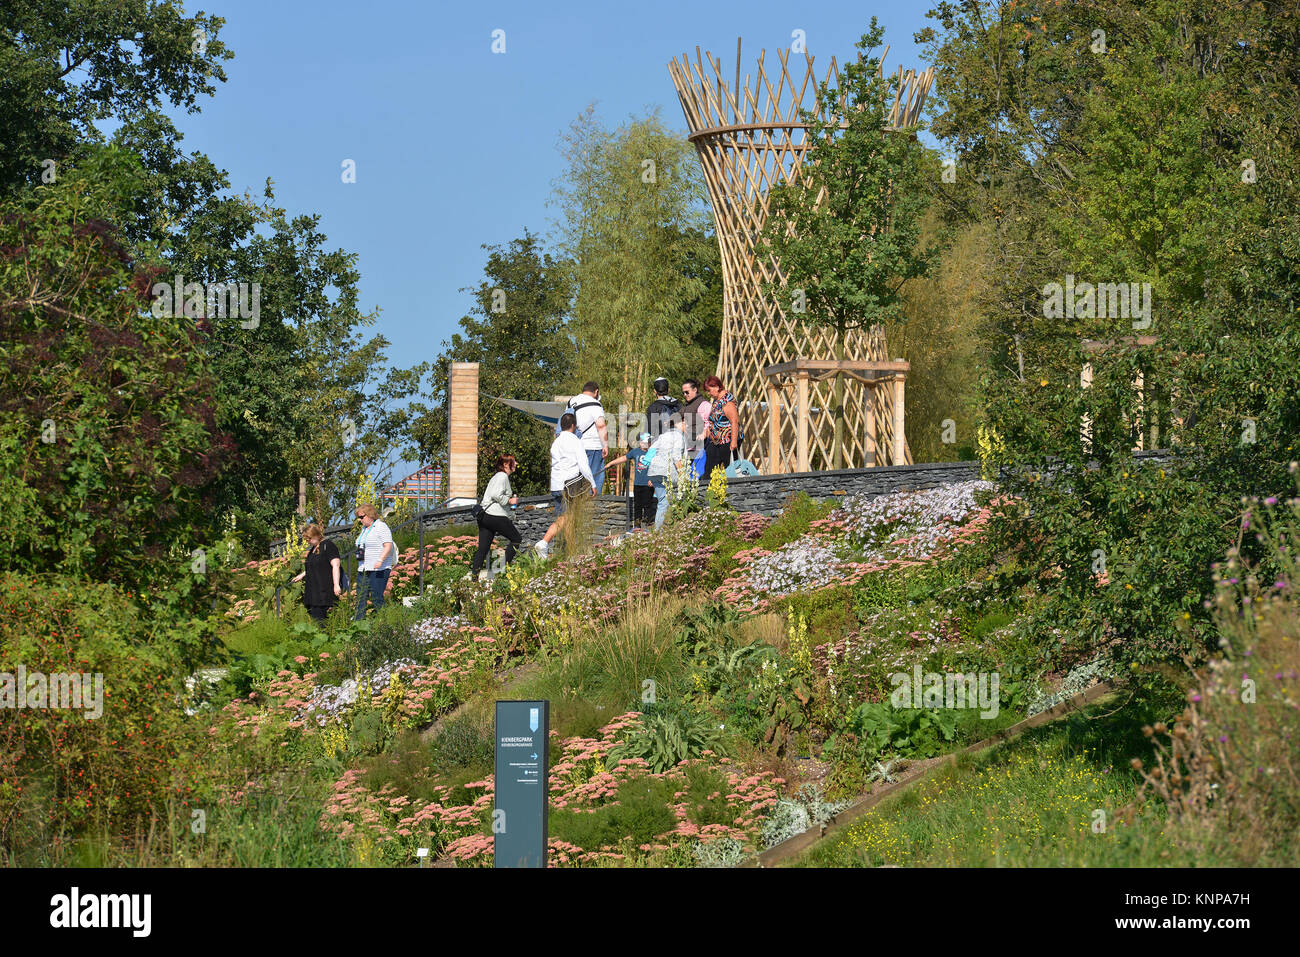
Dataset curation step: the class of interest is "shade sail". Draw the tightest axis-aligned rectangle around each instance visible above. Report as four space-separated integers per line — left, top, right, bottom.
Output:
482 393 568 425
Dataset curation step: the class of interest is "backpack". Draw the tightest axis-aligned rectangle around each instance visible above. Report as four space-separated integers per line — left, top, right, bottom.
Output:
555 397 603 437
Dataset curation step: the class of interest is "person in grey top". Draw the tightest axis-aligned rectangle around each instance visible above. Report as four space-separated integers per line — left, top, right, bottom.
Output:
472 454 522 578
646 413 689 530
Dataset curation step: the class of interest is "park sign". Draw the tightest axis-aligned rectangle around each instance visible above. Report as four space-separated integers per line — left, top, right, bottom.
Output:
494 700 549 867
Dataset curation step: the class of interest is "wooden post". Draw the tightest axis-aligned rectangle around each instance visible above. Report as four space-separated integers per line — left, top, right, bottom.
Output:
448 362 480 500
1080 361 1094 452
863 381 877 467
1134 370 1145 451
297 477 307 516
891 374 905 466
796 372 810 473
767 380 782 474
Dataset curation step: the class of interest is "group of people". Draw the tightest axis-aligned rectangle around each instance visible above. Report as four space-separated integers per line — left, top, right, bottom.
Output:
291 502 397 622
296 374 742 620
516 374 741 560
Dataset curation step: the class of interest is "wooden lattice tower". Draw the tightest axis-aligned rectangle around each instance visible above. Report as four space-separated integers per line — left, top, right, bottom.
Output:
668 40 934 471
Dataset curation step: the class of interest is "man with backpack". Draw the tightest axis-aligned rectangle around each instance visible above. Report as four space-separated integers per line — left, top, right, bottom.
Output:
562 381 608 493
646 376 681 442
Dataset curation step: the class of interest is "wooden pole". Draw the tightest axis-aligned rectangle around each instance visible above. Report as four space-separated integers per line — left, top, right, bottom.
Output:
297 477 306 516
1080 361 1093 453
767 380 782 474
864 382 877 467
797 372 810 472
1134 370 1145 451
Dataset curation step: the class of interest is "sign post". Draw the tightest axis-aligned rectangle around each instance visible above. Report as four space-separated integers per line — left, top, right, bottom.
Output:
493 700 549 868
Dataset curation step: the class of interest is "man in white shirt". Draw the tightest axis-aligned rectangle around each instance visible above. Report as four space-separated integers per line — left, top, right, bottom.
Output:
535 412 597 558
353 503 395 619
568 381 608 493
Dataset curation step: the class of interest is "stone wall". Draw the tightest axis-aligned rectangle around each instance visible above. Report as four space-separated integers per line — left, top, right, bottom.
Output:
720 461 983 516
270 495 631 557
268 454 1171 555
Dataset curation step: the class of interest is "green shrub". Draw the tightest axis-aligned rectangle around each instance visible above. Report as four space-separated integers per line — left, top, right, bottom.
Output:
427 712 494 772
755 493 835 551
0 573 202 859
550 775 679 853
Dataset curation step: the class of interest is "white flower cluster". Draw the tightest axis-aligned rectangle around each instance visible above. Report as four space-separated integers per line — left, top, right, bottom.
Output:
745 539 846 598
304 614 466 723
837 481 993 562
410 615 466 646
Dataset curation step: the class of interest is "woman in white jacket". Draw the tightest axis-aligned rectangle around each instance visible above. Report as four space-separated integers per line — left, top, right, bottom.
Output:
471 454 522 578
646 414 689 530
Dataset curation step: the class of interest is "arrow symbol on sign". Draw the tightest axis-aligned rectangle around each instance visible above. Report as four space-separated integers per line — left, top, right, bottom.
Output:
531 752 538 760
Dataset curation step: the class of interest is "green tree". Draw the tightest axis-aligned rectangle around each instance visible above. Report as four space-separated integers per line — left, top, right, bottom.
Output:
759 19 934 468
0 146 229 591
411 232 574 496
0 0 233 195
923 0 1300 672
551 105 717 412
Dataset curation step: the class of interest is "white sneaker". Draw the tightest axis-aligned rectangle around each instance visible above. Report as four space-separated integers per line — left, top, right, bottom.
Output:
534 540 549 558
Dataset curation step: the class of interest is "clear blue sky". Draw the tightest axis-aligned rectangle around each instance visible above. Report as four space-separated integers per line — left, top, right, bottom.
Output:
169 0 935 474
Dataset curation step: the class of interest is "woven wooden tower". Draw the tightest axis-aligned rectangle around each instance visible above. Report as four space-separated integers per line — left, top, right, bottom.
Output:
668 40 933 472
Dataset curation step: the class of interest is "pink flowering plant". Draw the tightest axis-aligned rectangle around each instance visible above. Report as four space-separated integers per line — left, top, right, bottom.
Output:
320 712 783 867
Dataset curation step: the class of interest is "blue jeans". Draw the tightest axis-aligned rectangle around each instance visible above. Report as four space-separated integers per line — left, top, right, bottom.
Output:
354 568 391 619
652 479 669 530
585 449 605 492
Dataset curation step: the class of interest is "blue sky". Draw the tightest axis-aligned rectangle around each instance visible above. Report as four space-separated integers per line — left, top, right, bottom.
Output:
168 0 936 474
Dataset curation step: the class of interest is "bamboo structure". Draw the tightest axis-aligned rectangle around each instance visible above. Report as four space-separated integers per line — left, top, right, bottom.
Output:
668 39 933 472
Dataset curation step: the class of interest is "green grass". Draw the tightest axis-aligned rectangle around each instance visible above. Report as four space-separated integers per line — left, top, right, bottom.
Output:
795 699 1192 867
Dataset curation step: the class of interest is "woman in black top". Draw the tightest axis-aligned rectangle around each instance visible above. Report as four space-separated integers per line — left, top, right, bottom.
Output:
292 523 343 621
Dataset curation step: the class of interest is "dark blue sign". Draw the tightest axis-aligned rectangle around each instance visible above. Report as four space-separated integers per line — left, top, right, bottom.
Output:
494 700 549 868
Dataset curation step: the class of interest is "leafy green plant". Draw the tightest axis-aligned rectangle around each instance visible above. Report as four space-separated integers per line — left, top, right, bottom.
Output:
607 702 727 773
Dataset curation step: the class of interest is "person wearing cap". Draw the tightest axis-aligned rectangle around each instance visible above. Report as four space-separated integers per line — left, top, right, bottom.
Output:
623 433 655 529
646 376 681 442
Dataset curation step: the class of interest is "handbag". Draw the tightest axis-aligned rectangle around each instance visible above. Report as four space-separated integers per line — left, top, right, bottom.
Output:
563 472 591 499
692 446 707 479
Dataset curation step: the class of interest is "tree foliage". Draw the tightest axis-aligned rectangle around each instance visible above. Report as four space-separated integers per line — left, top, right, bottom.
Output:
0 147 230 589
920 0 1300 670
551 105 719 411
412 232 574 496
760 19 935 467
